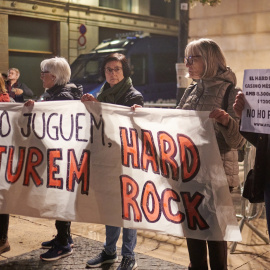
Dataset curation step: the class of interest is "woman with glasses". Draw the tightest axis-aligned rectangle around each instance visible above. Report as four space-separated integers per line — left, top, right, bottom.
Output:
25 57 83 261
81 53 143 270
177 38 245 270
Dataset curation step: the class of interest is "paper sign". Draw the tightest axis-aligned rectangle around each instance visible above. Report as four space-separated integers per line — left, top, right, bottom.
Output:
241 69 270 134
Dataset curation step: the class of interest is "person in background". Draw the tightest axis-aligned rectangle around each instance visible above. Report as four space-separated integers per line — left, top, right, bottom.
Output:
81 53 143 270
177 38 245 270
6 68 33 102
0 73 11 255
233 91 270 238
24 57 82 261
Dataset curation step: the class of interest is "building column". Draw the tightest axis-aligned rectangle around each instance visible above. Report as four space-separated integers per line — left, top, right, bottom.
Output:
0 14 9 73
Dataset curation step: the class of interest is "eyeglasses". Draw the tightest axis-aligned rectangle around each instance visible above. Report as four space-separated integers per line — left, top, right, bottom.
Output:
184 55 201 65
40 71 50 75
105 67 122 74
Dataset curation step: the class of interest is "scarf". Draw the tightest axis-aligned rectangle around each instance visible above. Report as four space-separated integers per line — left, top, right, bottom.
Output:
97 77 132 104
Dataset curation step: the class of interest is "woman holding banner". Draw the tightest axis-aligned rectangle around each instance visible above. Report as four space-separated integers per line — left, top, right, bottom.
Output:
81 53 143 270
177 38 246 270
0 73 11 255
24 57 83 261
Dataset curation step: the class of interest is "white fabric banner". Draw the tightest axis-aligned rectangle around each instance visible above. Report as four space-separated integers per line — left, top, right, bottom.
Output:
241 69 270 134
0 101 241 241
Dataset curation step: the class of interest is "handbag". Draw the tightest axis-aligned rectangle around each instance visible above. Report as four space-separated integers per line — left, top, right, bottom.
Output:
242 169 264 203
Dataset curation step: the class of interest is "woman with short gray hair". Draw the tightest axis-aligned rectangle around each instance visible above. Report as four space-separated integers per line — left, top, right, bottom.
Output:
25 56 83 261
40 57 71 86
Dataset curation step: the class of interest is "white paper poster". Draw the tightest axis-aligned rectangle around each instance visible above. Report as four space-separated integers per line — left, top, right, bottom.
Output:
241 69 270 134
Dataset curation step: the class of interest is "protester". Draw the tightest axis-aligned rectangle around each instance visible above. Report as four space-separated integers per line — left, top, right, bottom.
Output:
6 68 33 102
0 73 11 255
81 53 143 270
233 91 270 237
177 38 245 270
24 57 82 261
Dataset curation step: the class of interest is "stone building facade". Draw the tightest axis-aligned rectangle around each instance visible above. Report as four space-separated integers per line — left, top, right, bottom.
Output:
190 0 270 88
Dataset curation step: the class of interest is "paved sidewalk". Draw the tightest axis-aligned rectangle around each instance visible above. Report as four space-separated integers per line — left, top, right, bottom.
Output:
1 166 270 269
0 236 187 270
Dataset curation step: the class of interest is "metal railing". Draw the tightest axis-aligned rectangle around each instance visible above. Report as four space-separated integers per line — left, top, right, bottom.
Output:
230 142 269 253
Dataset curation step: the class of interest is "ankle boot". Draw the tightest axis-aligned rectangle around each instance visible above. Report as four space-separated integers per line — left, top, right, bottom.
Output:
0 239 10 255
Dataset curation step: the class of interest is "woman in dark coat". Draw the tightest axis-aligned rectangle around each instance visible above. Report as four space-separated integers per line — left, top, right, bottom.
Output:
25 57 82 261
81 53 143 270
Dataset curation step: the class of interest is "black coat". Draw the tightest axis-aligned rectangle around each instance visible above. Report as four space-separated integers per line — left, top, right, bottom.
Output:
44 83 83 101
240 131 269 185
6 80 33 102
105 84 144 107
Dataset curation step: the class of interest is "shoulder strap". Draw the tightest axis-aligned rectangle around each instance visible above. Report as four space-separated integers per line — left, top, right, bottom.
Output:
222 84 234 112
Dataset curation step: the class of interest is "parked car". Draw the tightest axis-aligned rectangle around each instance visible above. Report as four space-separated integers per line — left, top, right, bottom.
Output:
70 35 178 102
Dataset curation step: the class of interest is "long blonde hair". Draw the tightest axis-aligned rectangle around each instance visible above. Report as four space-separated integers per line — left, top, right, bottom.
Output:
0 74 7 94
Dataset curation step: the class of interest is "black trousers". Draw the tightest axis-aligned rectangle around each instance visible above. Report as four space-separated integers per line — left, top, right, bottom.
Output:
55 220 71 246
187 238 227 270
0 214 9 240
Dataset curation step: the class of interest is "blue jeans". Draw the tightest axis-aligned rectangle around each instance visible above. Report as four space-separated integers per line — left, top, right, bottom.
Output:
104 225 137 258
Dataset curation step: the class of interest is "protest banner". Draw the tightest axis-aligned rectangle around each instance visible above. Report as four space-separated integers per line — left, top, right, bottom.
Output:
241 69 270 134
0 101 241 241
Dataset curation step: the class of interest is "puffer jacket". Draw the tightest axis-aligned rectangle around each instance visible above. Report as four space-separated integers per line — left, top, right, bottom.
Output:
177 67 246 187
44 83 83 101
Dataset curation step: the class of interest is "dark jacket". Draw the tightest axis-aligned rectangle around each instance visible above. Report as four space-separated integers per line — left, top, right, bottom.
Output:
240 131 269 185
6 80 33 102
43 83 83 101
102 82 144 107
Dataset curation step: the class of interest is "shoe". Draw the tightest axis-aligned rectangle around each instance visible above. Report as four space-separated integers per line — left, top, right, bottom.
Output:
41 235 74 249
40 242 72 261
86 250 118 267
0 239 10 255
117 256 137 270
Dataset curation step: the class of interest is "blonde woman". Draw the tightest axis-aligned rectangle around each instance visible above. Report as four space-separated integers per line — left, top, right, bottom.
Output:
178 38 245 270
0 73 10 102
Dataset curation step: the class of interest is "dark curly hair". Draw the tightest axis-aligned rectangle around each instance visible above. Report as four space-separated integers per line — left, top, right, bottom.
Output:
101 53 131 79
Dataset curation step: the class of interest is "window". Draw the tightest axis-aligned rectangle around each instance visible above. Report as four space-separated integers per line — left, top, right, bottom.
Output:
152 53 177 83
99 0 132 12
130 54 148 86
8 16 57 98
150 0 176 19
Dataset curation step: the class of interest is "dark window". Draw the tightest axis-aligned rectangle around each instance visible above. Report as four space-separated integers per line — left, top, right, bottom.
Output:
71 54 105 83
8 16 57 98
130 54 148 86
99 0 132 12
150 0 176 19
152 53 177 83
